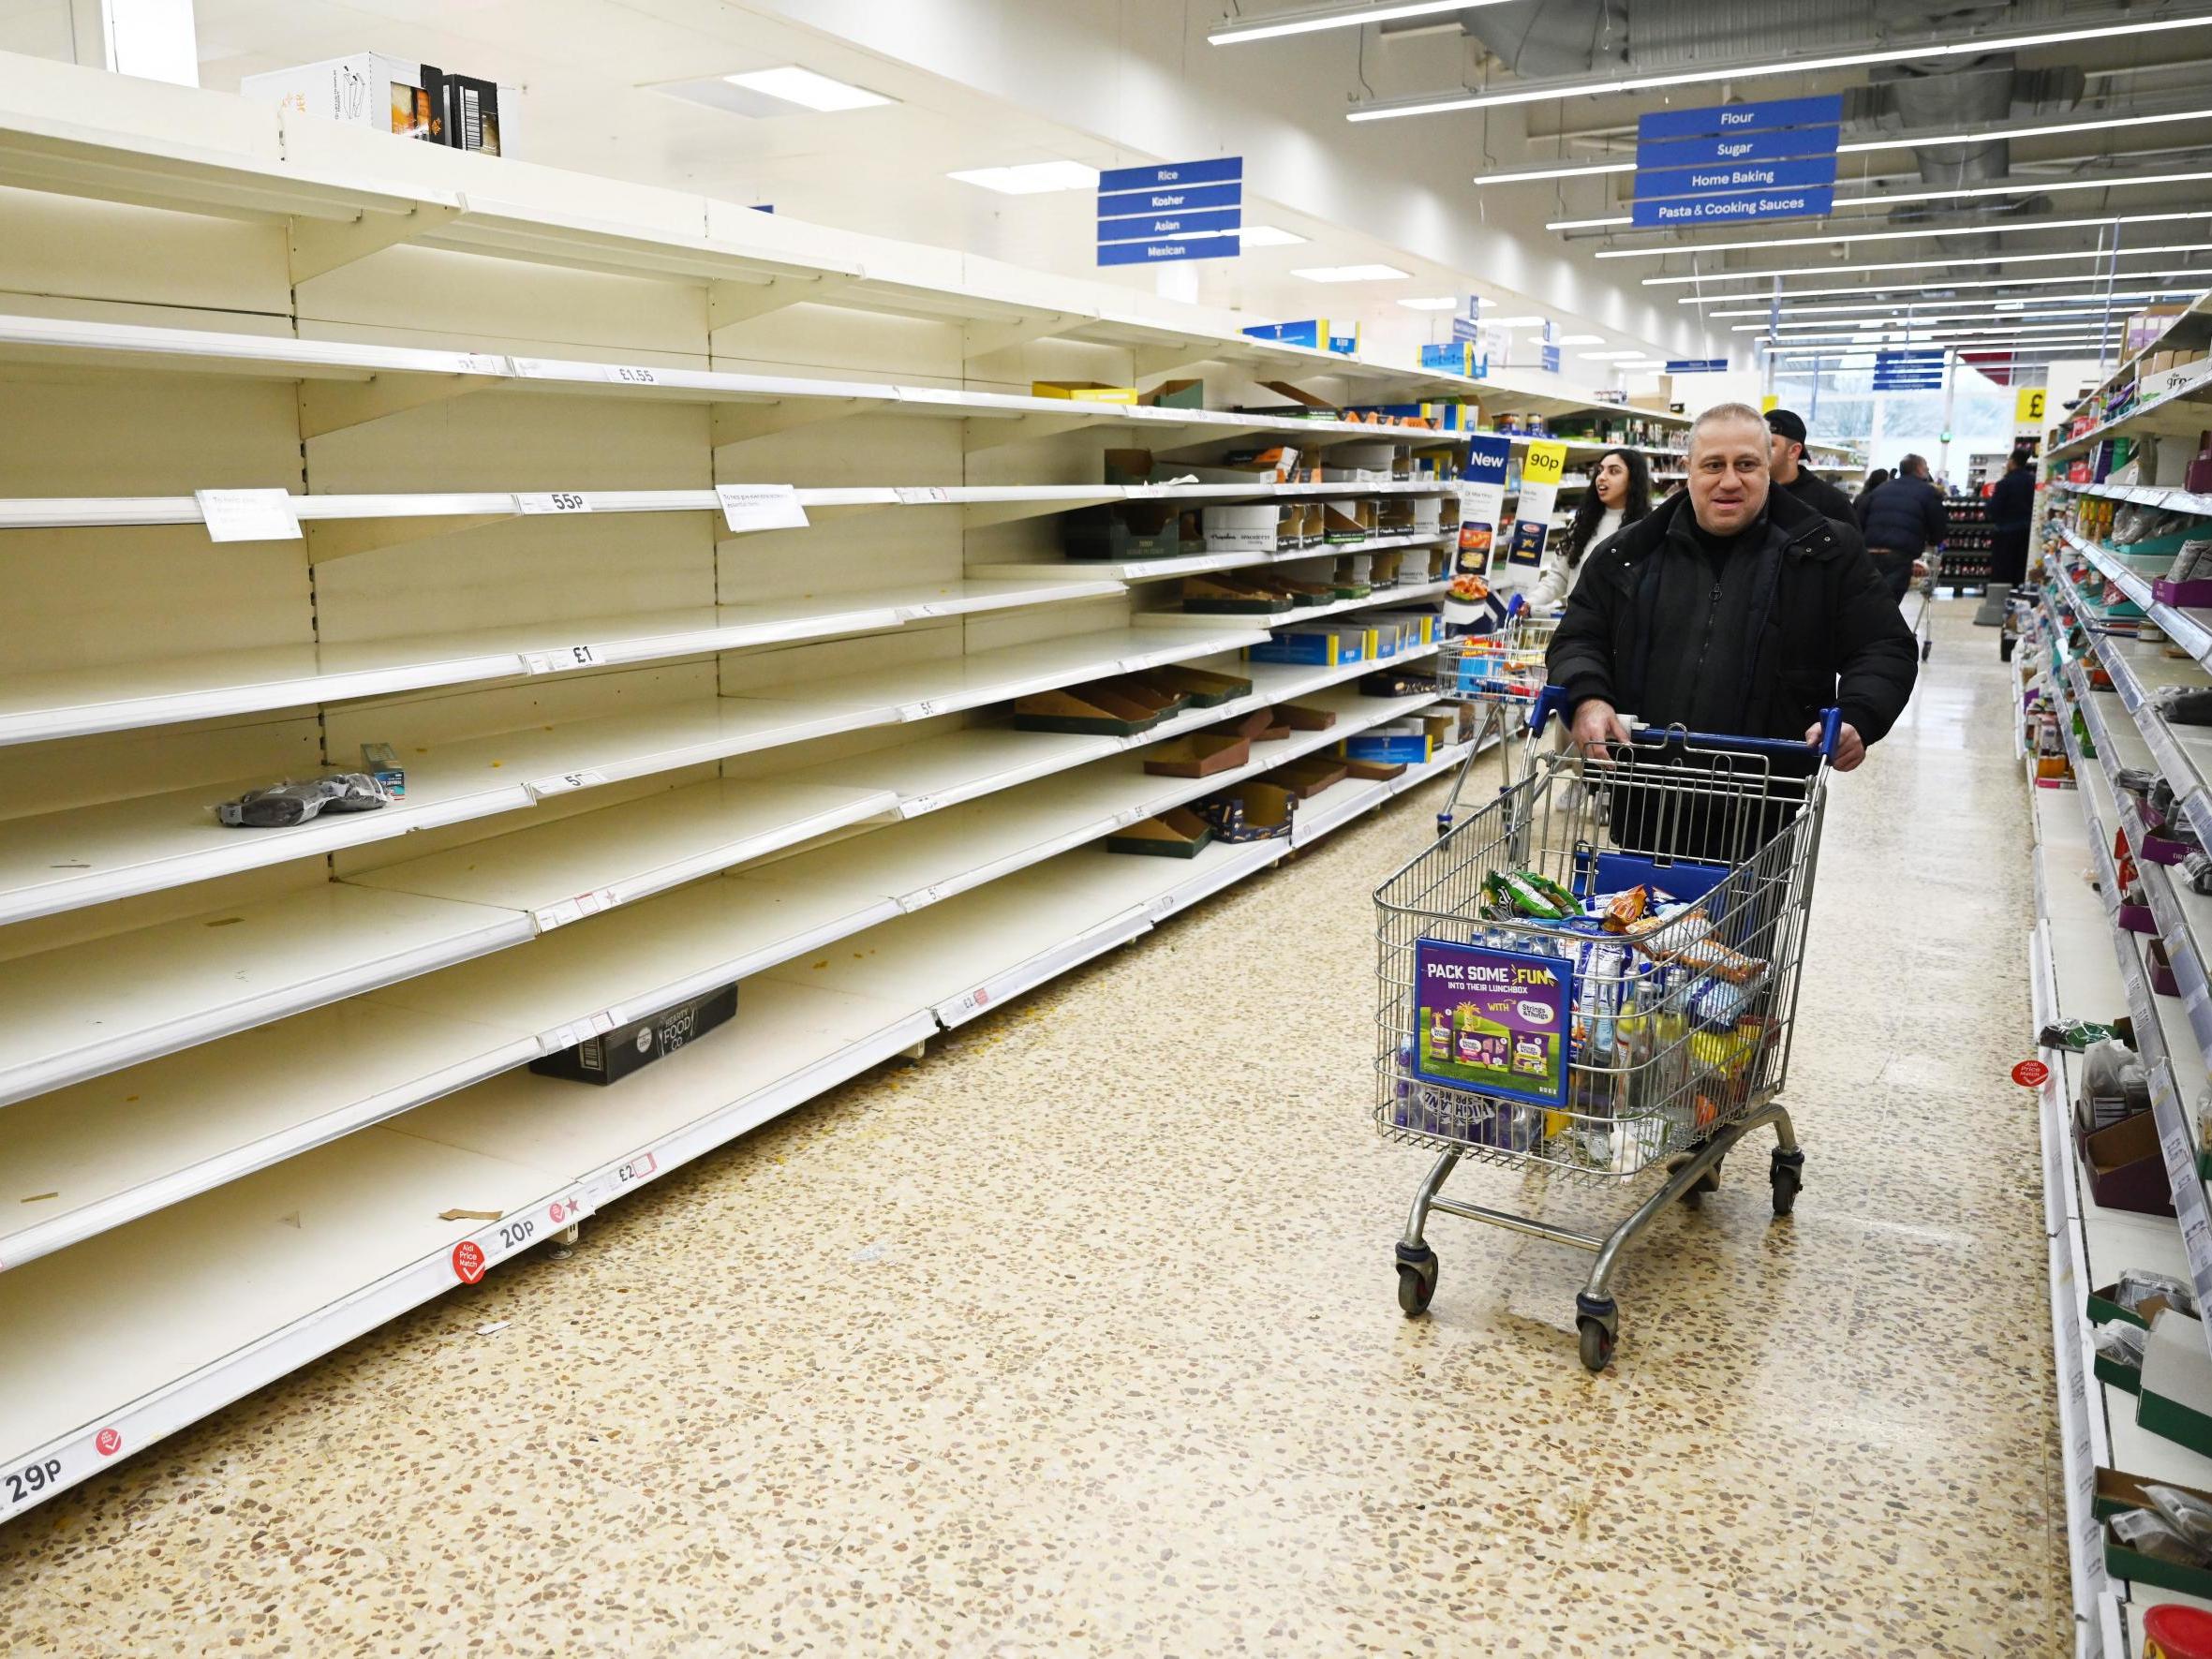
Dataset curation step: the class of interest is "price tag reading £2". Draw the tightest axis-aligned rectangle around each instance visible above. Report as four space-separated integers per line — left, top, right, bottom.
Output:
716 483 809 535
195 488 303 542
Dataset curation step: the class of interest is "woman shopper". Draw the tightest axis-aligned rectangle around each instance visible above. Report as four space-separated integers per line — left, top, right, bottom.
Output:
1523 447 1652 609
1854 467 1892 531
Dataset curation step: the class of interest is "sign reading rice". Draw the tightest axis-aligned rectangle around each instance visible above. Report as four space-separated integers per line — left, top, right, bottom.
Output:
1410 938 1574 1108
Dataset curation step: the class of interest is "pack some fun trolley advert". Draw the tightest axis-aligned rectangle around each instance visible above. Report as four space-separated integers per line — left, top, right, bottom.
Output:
1373 688 1837 1370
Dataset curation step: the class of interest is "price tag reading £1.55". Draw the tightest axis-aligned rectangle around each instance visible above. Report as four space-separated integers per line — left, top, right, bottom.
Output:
195 488 303 542
716 483 810 535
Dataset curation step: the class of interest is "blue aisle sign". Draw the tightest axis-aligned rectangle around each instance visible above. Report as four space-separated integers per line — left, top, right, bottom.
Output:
1098 156 1242 266
1873 348 1946 390
1631 96 1841 230
1666 359 1728 374
1540 343 1561 373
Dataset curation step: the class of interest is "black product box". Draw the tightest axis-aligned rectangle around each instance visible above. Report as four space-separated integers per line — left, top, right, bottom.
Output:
530 983 737 1086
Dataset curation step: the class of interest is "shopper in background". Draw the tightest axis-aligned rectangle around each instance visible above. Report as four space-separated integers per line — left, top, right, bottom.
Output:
1854 467 1892 531
1856 452 1949 601
1988 448 2037 586
1526 446 1653 608
1764 408 1857 529
1549 402 1917 779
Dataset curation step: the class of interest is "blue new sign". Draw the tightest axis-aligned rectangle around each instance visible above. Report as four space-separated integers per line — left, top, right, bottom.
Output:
1637 95 1844 141
1629 97 1841 231
1097 181 1242 217
1097 236 1240 267
1097 156 1242 267
1633 155 1838 200
1096 206 1243 243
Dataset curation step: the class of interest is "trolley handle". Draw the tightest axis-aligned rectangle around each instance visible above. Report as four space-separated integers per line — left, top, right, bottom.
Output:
1530 687 1842 760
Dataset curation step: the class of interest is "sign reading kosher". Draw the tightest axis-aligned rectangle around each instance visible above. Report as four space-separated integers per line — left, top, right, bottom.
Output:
1098 156 1243 263
1630 96 1840 230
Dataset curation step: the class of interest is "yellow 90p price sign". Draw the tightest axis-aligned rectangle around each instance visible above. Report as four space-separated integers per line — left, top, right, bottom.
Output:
1522 440 1567 487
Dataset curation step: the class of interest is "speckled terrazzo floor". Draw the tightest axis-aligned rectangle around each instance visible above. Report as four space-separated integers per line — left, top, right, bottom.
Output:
0 602 2060 1657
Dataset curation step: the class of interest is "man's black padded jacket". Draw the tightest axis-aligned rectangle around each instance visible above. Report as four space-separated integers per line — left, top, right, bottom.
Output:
1546 482 1919 748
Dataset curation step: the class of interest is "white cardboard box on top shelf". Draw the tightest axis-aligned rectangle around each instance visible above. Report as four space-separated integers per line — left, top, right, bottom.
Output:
240 54 516 156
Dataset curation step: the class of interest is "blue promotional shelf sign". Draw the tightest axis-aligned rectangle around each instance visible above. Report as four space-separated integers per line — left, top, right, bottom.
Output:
1095 206 1244 243
1631 96 1841 230
1540 342 1561 373
1097 181 1243 217
1666 359 1729 374
1098 156 1241 267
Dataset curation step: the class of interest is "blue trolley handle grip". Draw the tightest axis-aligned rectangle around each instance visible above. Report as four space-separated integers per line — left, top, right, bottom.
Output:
1531 685 1842 760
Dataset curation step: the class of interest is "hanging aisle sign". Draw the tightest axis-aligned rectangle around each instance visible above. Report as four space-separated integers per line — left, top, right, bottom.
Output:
1097 156 1242 264
1507 441 1568 570
1874 348 1946 391
1443 435 1512 637
1630 96 1839 230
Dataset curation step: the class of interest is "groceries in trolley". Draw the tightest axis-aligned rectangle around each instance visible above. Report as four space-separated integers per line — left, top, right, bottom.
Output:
1390 872 1777 1175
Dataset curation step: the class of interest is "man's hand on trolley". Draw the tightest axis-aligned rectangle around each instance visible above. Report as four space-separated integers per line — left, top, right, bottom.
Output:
1810 719 1866 773
1570 698 1632 762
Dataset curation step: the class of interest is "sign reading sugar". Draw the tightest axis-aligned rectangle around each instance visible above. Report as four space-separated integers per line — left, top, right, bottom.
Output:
1629 96 1840 230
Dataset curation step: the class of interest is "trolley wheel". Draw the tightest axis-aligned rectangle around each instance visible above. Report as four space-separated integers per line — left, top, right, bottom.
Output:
1771 1148 1805 1218
1577 1318 1615 1372
1395 1244 1438 1317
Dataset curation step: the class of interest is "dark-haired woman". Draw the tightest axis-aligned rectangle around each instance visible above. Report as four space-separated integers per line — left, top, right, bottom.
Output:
1527 446 1651 610
1854 467 1892 532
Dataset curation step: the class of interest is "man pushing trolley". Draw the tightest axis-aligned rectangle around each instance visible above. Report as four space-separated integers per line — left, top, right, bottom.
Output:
1372 404 1918 1370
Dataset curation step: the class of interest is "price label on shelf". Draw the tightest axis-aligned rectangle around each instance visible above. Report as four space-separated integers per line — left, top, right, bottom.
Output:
903 699 941 720
602 363 661 387
534 888 616 932
195 488 302 542
531 769 607 798
905 884 946 911
612 1151 659 1189
458 353 509 377
901 793 943 818
958 986 991 1015
2163 1117 2195 1180
2186 1207 2212 1275
892 486 952 505
515 491 593 515
522 644 603 674
715 483 809 534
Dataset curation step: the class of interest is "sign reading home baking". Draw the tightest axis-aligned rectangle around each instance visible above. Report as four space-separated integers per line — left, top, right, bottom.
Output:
1629 96 1840 230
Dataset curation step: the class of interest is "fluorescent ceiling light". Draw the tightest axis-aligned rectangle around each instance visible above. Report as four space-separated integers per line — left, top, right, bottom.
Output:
1210 1 1508 46
1595 209 2212 260
1348 16 2212 120
1236 224 1309 246
1744 308 2147 333
1756 327 2116 348
1397 295 1462 309
1483 315 1549 327
1553 333 1605 345
1719 289 2187 319
1646 244 2212 287
1291 263 1413 281
1678 268 2210 304
1580 349 1647 360
1548 215 1632 230
947 161 1101 194
1475 107 2212 187
720 67 892 111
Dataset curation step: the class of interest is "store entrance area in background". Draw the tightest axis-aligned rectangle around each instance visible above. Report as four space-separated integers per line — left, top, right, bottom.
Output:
0 602 2061 1652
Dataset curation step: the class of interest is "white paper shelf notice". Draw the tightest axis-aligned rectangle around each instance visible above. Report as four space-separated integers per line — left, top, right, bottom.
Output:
716 483 809 534
195 488 303 542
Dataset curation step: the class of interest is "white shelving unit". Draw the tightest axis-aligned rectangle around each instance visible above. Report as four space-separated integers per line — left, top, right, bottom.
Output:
0 47 1624 1523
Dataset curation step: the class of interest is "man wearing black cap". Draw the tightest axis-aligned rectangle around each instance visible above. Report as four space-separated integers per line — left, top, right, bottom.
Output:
1765 407 1858 531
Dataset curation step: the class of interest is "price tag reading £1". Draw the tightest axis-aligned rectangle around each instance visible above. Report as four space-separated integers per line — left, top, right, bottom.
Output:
716 483 809 535
195 488 303 542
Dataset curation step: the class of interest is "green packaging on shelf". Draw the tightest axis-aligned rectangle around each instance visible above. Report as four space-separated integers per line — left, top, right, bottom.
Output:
1106 807 1215 859
529 983 738 1087
2138 1309 2212 1457
1062 502 1180 562
1180 574 1293 615
1143 378 1205 409
2097 1467 2212 1600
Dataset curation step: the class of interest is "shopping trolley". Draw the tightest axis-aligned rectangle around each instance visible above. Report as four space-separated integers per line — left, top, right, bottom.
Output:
1373 687 1838 1370
1430 605 1561 837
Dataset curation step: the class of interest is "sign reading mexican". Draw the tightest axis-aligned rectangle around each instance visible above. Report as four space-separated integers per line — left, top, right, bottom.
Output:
1410 938 1573 1107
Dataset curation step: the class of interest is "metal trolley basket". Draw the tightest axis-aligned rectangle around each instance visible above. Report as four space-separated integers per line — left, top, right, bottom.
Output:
1373 689 1839 1370
1431 607 1561 837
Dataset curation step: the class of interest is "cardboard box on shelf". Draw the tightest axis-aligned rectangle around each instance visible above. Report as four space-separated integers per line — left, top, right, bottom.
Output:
1340 722 1433 765
1033 380 1138 404
242 53 511 154
2075 1110 2176 1215
1062 501 1180 561
2097 1466 2212 1598
1106 807 1215 859
1203 504 1281 553
2137 1308 2212 1457
1244 624 1369 667
529 984 737 1086
1145 378 1206 408
1143 734 1251 778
